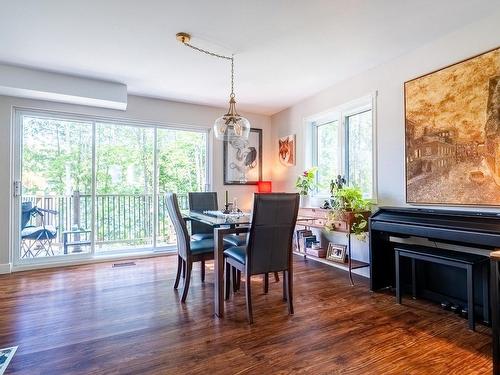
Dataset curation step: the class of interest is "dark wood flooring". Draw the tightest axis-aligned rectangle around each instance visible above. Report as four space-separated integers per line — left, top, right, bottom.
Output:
0 255 492 374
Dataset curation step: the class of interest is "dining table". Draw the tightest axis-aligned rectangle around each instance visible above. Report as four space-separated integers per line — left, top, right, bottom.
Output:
184 210 251 318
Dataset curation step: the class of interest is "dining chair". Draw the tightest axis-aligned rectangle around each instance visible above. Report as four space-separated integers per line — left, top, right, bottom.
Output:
224 193 300 323
188 192 218 240
166 192 223 302
188 191 249 249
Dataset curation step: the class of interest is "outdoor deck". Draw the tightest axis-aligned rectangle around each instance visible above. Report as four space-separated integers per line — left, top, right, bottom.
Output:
21 193 188 257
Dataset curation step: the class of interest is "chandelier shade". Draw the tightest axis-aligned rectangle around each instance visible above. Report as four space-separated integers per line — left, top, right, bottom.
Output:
213 95 250 141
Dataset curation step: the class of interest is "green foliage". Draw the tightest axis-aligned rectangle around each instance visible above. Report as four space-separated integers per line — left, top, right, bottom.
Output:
331 185 371 212
295 167 318 195
327 184 372 241
22 118 207 197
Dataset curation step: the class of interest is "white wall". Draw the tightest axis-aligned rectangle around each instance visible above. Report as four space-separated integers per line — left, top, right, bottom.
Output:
0 94 271 271
271 10 500 208
270 11 500 274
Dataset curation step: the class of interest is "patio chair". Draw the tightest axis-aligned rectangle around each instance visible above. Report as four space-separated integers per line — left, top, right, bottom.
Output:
21 201 58 258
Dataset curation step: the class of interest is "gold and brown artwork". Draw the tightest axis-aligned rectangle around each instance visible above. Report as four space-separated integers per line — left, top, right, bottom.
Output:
279 134 295 166
405 47 500 205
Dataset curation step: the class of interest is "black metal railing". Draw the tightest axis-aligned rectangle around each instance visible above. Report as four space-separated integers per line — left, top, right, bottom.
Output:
22 193 189 246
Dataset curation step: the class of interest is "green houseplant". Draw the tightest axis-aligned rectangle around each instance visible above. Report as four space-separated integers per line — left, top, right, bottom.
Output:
326 179 372 240
295 167 317 207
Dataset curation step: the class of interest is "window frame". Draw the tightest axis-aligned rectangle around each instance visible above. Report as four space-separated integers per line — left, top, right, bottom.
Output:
307 93 377 201
11 107 212 268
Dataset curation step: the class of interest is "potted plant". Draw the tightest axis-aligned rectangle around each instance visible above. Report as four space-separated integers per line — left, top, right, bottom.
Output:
295 167 317 207
326 178 372 240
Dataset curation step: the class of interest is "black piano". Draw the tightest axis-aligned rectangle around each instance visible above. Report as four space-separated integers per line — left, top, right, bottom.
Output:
370 206 500 374
369 206 500 291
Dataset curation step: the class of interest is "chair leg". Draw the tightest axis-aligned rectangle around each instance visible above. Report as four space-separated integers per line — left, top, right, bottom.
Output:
283 270 287 301
181 261 192 303
232 267 238 292
274 272 280 282
263 273 269 294
225 261 231 300
182 260 186 279
285 270 294 315
245 274 253 324
174 255 182 289
201 260 206 283
236 270 241 291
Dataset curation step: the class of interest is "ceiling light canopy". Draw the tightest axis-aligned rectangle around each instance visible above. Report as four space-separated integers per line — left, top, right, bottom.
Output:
176 32 250 141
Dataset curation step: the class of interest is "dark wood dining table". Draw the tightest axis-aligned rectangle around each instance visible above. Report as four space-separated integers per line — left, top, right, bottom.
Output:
184 210 251 318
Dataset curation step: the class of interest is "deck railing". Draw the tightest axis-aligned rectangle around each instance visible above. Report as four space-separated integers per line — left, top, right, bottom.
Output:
22 193 189 246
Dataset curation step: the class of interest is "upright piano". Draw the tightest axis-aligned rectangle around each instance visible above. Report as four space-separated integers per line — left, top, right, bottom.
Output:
370 207 500 374
369 206 500 291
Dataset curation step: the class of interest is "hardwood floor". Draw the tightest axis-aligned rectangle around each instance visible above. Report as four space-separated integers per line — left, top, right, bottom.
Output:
0 255 492 374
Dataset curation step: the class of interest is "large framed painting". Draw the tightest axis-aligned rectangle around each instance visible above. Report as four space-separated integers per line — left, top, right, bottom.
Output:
223 128 262 185
405 47 500 206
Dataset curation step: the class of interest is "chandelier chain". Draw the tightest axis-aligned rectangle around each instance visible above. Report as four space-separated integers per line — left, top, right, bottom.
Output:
231 55 234 96
182 41 235 96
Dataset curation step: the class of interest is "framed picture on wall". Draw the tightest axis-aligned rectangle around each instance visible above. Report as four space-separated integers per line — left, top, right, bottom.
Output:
223 128 262 185
405 47 500 206
278 134 296 166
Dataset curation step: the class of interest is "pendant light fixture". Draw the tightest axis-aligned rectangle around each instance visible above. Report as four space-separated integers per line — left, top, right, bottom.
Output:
176 32 250 141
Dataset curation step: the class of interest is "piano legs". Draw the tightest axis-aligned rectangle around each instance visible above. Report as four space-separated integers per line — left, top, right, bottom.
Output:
491 259 500 375
369 230 393 291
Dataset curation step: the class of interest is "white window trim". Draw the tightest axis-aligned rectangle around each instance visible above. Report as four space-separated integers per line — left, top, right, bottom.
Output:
304 92 378 202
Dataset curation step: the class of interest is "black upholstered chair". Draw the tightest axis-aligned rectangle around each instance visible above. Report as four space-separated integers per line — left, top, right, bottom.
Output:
166 192 224 302
224 193 300 323
188 191 249 247
188 192 218 241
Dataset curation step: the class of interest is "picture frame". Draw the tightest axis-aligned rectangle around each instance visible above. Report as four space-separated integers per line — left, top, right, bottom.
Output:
326 243 347 263
223 128 262 185
404 46 500 206
278 134 296 166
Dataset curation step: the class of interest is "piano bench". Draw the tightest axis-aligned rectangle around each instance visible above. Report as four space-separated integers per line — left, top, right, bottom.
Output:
394 245 489 331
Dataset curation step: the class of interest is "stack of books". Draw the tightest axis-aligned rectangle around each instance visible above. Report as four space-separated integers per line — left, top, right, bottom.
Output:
295 229 325 258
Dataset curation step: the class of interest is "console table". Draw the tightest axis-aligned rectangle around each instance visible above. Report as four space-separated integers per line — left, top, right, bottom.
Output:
296 207 370 285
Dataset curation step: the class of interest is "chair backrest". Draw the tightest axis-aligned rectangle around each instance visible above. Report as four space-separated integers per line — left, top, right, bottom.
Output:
188 192 218 235
21 201 33 230
247 193 300 275
165 193 190 259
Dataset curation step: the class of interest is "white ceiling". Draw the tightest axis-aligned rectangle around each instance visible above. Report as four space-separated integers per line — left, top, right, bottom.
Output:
0 0 498 115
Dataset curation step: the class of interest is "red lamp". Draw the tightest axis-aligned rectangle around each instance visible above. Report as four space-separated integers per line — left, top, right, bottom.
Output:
257 181 272 193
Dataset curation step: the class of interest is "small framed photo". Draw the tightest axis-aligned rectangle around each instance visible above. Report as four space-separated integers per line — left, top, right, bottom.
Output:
326 243 347 263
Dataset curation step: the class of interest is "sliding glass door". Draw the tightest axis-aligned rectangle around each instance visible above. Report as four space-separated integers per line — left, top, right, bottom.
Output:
156 128 207 247
19 115 94 259
95 123 154 253
14 109 210 265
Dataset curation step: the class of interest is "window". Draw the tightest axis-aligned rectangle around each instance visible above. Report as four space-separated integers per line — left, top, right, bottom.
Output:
312 120 339 192
310 95 375 199
15 109 210 264
345 110 373 198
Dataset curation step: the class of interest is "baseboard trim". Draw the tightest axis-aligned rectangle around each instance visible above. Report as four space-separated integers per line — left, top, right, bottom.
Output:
0 263 12 274
10 251 175 273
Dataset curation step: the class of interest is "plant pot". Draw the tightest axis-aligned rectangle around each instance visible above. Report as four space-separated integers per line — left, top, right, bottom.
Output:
300 195 310 208
342 210 371 225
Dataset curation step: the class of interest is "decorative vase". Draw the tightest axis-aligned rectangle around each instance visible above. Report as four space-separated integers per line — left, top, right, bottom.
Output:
300 195 310 208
